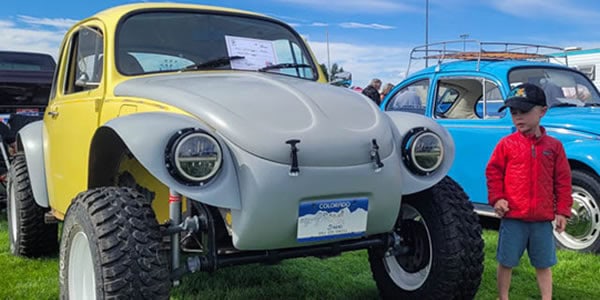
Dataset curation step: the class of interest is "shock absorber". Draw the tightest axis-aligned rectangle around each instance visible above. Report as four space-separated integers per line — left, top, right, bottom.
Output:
169 189 182 286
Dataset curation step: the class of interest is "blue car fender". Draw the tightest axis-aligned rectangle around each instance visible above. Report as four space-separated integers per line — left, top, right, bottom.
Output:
563 140 600 175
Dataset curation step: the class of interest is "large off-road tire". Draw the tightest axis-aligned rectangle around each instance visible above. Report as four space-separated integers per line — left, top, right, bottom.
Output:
59 187 170 299
554 169 600 253
7 154 58 257
368 177 484 300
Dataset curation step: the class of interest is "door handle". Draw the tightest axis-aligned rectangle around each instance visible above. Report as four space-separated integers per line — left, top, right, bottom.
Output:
47 111 59 117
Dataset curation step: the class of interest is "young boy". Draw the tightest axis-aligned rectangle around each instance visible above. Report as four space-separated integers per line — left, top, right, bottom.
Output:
486 83 573 300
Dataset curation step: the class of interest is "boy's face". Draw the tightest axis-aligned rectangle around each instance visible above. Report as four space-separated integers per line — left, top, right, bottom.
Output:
509 106 547 136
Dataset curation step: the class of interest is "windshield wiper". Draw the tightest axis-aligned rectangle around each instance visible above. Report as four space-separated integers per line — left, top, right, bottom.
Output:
181 56 245 71
584 103 600 107
258 63 312 72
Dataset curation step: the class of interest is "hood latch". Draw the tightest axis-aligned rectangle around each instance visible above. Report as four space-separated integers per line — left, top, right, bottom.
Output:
286 139 301 176
371 139 384 172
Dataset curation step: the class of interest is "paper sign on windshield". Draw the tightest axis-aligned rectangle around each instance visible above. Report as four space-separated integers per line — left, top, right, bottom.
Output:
225 35 277 70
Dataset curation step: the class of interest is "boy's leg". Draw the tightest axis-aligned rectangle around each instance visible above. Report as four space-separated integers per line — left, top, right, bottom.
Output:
497 264 513 300
496 219 527 299
536 268 552 300
528 221 557 300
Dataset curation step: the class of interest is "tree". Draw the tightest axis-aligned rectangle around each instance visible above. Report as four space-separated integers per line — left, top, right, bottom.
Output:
319 63 346 82
330 63 344 77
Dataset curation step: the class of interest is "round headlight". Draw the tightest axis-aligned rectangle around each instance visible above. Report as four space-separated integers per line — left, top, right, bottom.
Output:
402 128 444 175
166 128 222 185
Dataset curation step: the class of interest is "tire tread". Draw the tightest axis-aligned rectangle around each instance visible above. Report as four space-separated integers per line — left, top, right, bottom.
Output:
369 177 484 300
9 154 57 257
61 187 170 299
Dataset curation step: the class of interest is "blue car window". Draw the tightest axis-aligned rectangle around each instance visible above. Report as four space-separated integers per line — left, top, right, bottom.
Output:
386 79 428 115
436 86 459 114
509 68 600 107
435 83 461 118
435 78 482 120
475 81 506 119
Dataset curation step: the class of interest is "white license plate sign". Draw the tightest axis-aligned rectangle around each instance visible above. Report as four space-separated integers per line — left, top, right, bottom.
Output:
297 197 368 242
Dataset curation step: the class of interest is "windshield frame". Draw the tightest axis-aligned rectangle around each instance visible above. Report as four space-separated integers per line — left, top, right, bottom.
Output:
508 66 600 108
114 8 319 80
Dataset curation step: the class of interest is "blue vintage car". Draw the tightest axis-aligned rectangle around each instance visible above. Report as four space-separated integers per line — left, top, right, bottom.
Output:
382 41 600 253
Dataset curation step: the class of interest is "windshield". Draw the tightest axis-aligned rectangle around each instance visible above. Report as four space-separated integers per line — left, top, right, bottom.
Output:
116 11 317 80
509 67 600 107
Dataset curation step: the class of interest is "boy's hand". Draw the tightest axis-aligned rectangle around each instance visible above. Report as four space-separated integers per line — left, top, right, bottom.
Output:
494 199 509 217
555 215 567 233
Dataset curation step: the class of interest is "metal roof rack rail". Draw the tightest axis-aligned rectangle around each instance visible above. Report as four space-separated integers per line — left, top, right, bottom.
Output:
405 40 567 77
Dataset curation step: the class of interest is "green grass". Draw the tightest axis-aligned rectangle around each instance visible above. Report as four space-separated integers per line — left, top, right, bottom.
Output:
0 214 59 300
1 212 599 299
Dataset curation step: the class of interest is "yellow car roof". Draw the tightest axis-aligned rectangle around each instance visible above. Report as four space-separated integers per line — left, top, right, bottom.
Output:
92 2 267 24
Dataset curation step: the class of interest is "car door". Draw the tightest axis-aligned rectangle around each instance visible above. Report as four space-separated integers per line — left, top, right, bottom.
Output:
44 23 105 215
431 75 512 212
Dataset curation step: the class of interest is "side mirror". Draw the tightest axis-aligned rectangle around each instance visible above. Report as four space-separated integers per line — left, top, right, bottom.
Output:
75 72 100 88
330 71 352 87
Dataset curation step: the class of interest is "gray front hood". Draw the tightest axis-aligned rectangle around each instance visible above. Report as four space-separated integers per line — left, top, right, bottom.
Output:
114 72 393 166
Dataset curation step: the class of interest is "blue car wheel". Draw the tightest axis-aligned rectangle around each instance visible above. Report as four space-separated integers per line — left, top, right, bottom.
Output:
555 170 600 252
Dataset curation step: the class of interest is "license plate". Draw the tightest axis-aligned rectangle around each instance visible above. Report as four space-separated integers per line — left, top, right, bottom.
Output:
297 197 368 242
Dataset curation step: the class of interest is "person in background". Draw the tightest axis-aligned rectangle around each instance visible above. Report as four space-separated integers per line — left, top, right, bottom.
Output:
575 84 592 102
351 86 363 93
562 83 592 102
392 89 422 110
380 83 394 101
486 83 572 300
362 78 382 105
539 79 564 107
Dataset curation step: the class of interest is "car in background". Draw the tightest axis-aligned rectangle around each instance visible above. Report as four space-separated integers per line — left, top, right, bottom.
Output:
382 41 600 253
0 51 55 208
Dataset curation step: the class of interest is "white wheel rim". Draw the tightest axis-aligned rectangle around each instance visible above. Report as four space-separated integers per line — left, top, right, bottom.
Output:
8 179 18 246
383 204 432 291
554 186 600 250
69 231 96 300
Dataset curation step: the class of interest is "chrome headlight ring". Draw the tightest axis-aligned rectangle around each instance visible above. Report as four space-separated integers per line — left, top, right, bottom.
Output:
165 128 223 186
401 127 444 176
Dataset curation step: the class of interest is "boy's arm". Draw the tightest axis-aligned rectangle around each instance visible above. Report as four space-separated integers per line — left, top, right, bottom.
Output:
486 139 506 207
554 143 573 218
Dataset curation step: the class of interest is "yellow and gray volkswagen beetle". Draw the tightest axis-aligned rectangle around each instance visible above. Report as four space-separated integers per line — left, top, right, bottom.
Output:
6 3 483 299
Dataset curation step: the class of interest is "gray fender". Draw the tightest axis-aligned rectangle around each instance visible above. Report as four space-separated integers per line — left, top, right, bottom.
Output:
101 112 241 209
16 121 49 208
384 111 456 195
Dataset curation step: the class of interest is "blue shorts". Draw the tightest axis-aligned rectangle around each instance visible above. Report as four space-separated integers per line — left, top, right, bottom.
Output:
497 218 557 269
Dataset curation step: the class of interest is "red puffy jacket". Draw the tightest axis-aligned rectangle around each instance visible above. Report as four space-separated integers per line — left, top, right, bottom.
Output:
486 127 572 221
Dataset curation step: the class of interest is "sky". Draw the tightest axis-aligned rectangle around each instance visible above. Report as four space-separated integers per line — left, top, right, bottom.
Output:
2 0 600 87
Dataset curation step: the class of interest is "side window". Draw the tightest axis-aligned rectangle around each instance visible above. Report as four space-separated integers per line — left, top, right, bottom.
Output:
64 26 103 94
435 78 483 120
385 79 429 115
475 81 506 119
435 85 460 117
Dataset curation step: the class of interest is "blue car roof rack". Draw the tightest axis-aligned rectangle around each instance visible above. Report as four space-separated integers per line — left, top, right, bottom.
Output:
406 40 567 76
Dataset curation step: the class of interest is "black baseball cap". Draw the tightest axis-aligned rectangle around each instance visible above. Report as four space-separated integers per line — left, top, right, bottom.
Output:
498 83 547 112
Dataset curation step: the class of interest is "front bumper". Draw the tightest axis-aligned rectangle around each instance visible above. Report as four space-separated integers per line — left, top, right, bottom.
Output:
223 141 404 250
